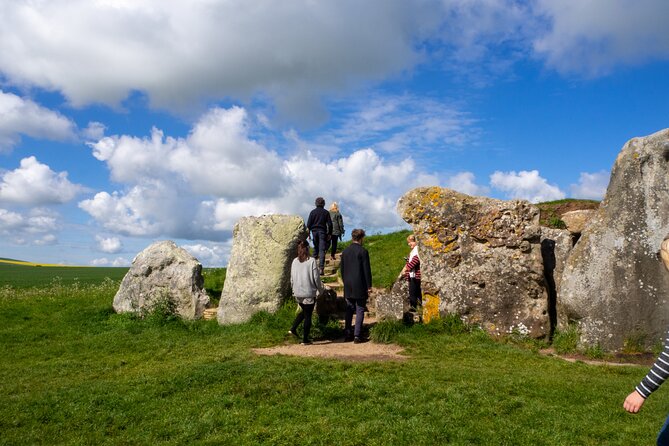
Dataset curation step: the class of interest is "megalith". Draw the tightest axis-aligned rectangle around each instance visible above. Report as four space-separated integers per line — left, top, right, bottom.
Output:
397 187 549 338
113 240 210 319
217 214 307 324
559 129 669 350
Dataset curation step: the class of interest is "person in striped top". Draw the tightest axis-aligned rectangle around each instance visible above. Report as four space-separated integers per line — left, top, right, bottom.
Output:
624 236 669 445
402 234 422 311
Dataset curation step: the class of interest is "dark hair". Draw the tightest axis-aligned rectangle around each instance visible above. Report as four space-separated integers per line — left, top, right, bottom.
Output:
297 239 310 262
351 228 365 242
315 197 325 207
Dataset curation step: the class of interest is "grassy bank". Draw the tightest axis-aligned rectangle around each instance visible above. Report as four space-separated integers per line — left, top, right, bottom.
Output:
0 279 665 445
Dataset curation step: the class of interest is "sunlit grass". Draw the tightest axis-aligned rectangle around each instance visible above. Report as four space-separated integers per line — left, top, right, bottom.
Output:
0 279 666 445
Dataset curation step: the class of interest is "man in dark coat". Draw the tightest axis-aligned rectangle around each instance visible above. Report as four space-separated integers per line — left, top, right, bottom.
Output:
340 228 372 343
306 196 333 275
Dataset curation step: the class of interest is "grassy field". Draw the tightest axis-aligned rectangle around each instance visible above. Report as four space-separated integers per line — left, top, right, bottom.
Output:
0 261 129 288
1 277 666 444
2 227 666 444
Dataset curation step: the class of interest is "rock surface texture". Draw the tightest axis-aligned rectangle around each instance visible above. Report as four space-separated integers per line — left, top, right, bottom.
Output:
559 129 669 350
218 214 307 324
113 240 209 319
397 187 549 338
561 209 596 235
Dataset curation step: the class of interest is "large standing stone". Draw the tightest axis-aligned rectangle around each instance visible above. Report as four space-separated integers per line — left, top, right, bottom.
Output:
559 129 669 350
218 215 307 324
113 240 209 319
397 187 549 338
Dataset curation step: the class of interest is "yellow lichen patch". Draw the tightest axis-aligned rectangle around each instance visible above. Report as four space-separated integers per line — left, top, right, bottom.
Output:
423 293 440 323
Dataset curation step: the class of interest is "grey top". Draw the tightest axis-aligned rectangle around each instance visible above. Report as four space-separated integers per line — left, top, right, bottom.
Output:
329 210 344 236
290 257 325 302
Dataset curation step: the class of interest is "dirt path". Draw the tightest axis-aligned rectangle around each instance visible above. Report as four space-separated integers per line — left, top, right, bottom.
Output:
253 339 406 362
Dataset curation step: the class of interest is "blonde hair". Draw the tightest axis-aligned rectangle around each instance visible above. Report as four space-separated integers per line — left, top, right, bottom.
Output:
407 234 416 243
330 202 339 212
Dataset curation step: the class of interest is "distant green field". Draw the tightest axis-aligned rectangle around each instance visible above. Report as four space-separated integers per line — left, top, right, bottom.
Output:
0 263 129 288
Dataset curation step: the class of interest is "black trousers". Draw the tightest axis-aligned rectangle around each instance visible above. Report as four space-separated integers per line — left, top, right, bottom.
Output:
344 298 366 338
409 278 422 310
329 235 340 257
291 302 315 343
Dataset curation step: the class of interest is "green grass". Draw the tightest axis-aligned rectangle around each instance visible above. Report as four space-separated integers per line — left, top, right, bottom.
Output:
0 262 129 288
1 279 667 445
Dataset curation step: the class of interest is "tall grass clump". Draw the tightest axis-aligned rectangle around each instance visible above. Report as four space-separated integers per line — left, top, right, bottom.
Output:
552 324 580 354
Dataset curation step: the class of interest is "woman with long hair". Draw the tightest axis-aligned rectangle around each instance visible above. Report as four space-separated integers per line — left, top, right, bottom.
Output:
328 202 345 260
289 239 325 344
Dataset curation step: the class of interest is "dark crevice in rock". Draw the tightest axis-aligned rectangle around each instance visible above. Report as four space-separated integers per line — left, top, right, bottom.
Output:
571 233 581 246
541 239 558 340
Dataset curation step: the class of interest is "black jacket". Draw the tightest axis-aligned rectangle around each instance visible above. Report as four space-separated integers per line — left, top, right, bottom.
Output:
306 207 333 235
340 242 372 300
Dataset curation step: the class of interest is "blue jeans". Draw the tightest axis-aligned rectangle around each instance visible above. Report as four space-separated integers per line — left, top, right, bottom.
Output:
658 412 669 445
312 229 327 270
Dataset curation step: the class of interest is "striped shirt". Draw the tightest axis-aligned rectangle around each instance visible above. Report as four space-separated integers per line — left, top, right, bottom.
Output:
405 246 421 281
636 330 669 399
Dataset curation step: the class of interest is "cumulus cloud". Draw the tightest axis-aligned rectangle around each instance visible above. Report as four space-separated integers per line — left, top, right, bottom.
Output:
96 235 123 254
0 156 85 205
569 170 609 200
0 207 59 245
89 107 287 198
0 90 76 152
79 104 439 241
490 170 565 203
0 0 439 123
445 172 490 196
533 0 669 76
82 121 106 140
182 242 230 267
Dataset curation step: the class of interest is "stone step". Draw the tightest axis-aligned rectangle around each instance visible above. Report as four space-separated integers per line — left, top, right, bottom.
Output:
323 265 339 275
202 307 218 320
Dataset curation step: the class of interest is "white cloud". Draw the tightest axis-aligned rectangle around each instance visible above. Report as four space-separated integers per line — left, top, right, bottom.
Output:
182 242 230 267
82 121 106 140
90 257 130 267
490 170 565 203
96 235 123 254
533 0 669 76
0 156 85 205
89 107 287 198
0 0 439 123
0 90 76 152
79 105 437 240
0 207 59 244
328 94 479 155
34 234 57 246
569 170 609 200
446 172 490 196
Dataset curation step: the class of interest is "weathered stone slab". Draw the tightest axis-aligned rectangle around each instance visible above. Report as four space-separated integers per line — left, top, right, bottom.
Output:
218 214 307 324
113 240 209 319
559 129 669 350
397 186 549 338
561 209 596 234
376 274 407 321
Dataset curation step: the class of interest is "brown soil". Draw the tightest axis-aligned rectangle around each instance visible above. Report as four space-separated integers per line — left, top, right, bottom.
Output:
539 348 655 367
253 339 406 362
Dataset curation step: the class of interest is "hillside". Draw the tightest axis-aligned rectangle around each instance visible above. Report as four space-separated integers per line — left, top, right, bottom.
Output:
536 198 600 228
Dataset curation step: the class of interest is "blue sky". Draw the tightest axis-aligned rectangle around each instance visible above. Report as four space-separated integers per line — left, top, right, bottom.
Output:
1 0 669 267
